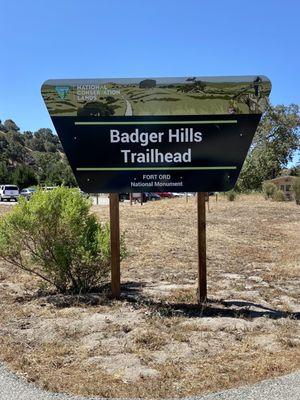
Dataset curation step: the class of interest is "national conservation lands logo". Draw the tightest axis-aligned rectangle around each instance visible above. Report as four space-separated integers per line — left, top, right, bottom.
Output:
55 86 70 100
55 85 120 102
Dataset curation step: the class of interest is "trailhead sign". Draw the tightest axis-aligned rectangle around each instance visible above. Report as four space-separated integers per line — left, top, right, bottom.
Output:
41 76 271 193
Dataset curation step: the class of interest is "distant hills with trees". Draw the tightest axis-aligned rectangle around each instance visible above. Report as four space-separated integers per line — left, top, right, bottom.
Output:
0 103 299 190
0 119 76 188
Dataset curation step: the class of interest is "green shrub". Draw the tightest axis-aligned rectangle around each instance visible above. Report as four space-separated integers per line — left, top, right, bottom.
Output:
272 189 285 202
262 181 277 199
226 190 237 201
0 187 126 293
292 177 300 205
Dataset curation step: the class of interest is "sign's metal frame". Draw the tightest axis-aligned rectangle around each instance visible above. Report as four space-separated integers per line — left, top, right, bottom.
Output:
41 75 271 194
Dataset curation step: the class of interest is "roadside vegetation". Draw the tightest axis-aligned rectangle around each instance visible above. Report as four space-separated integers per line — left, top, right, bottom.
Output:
225 190 237 201
0 188 126 293
262 182 286 202
262 181 278 199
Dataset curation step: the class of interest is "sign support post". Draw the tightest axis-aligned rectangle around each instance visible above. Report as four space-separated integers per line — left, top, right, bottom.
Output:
197 192 207 303
109 193 121 299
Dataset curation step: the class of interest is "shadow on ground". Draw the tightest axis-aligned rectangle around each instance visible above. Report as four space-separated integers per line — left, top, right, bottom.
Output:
14 281 299 321
120 281 300 320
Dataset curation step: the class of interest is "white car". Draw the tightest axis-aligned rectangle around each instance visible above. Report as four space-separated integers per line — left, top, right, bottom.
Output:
0 185 19 202
19 187 36 200
172 192 186 197
42 186 57 191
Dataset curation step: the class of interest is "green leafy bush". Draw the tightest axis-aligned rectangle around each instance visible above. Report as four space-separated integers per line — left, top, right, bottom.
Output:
262 181 277 199
226 190 237 201
292 177 300 205
272 189 285 202
0 187 126 293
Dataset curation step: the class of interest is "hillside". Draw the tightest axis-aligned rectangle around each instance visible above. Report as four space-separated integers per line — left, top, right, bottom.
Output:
0 119 76 188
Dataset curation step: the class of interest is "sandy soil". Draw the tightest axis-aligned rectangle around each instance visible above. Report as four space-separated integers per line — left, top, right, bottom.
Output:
0 194 299 398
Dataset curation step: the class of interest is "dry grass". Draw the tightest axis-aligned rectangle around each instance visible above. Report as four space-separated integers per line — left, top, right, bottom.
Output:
0 194 299 398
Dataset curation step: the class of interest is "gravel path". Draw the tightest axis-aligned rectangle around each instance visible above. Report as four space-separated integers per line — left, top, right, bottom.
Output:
0 363 299 400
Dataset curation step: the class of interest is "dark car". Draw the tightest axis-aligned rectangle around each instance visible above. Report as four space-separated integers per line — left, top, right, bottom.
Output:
155 192 173 198
136 193 148 203
119 193 130 202
146 193 161 201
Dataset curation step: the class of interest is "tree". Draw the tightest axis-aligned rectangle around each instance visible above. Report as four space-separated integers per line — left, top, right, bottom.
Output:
0 120 8 132
47 160 77 187
28 128 60 152
290 162 300 176
238 104 300 191
12 165 38 189
4 119 20 132
0 162 10 183
178 80 206 93
31 151 76 187
0 132 9 160
23 131 33 146
77 101 117 117
139 79 156 89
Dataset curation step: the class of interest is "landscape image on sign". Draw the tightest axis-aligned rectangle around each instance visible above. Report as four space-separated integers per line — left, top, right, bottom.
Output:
42 76 271 117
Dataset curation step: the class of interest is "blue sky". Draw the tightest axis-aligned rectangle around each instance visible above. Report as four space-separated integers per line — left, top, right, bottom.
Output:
0 0 299 162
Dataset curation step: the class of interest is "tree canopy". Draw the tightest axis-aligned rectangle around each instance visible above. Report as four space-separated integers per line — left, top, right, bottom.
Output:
237 104 300 191
0 118 76 188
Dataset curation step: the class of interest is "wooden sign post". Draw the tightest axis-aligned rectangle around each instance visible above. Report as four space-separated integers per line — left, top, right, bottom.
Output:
109 193 121 299
197 192 207 302
109 192 208 302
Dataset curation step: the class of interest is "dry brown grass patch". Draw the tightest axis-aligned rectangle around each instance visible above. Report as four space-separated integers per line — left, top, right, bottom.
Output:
0 194 299 398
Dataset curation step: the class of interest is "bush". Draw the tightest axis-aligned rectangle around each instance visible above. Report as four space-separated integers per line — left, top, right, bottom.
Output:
262 181 277 199
292 177 300 205
0 187 126 293
226 190 237 201
272 189 285 202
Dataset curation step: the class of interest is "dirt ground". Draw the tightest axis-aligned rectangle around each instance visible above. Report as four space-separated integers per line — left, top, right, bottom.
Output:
0 194 299 399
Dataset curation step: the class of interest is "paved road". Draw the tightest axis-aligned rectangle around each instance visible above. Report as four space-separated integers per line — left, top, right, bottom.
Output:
0 201 17 206
124 98 133 116
0 363 299 400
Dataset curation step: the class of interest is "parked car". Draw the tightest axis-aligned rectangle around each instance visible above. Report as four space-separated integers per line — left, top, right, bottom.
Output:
19 187 36 200
145 192 161 201
119 193 149 203
79 189 89 198
0 185 19 202
155 192 173 198
185 192 195 197
42 186 57 191
172 192 185 197
136 193 148 203
119 193 130 202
